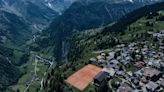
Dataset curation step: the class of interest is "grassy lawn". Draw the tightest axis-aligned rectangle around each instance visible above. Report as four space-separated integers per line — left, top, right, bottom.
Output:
126 66 136 72
118 12 164 42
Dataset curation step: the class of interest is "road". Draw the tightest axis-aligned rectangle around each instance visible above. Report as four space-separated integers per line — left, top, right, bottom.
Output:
24 54 54 92
37 55 54 92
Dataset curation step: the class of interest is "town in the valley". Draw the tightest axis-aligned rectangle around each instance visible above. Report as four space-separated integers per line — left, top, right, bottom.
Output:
65 31 164 92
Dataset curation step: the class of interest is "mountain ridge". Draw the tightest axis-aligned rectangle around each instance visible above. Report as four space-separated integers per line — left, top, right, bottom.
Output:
37 0 164 62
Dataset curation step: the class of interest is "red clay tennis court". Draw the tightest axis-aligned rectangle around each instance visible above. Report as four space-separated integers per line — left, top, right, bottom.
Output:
65 64 102 91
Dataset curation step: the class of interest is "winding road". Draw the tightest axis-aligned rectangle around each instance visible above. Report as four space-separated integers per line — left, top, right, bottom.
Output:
24 54 54 92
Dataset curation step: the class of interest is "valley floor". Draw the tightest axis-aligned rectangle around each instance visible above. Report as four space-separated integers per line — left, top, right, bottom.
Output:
8 52 55 92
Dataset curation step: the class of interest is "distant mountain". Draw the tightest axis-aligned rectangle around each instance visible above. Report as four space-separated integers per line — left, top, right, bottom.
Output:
0 0 54 32
0 0 77 32
0 10 33 46
43 0 77 15
37 0 164 62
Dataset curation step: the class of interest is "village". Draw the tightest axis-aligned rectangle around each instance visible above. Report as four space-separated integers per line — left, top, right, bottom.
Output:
65 30 164 92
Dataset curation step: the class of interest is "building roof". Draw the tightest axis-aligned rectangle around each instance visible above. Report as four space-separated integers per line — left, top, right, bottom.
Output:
118 83 133 92
96 55 105 60
106 56 113 61
94 71 108 83
142 67 161 77
146 81 159 91
89 57 97 62
108 51 115 58
110 60 119 65
141 76 149 84
102 68 115 77
134 61 145 69
160 79 164 87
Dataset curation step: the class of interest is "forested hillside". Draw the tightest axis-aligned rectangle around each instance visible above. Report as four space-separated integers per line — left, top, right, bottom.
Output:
68 2 164 61
0 45 22 91
43 2 164 92
35 0 162 62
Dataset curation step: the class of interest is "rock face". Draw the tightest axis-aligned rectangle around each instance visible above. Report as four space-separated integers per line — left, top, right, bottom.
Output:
39 0 164 62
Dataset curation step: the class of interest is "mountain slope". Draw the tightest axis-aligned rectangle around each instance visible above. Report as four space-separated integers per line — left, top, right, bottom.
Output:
0 0 58 31
0 45 22 91
0 10 32 46
44 2 164 92
0 0 78 32
68 1 164 61
0 0 61 90
37 0 164 62
0 10 31 91
0 0 78 91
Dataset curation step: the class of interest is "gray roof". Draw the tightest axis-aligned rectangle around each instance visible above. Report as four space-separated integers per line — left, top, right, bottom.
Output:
94 71 108 83
146 81 159 90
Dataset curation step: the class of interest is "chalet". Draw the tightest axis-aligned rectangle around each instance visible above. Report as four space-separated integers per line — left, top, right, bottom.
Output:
98 59 106 66
158 33 164 39
159 46 164 51
141 76 149 84
158 52 164 57
141 47 149 55
147 31 154 35
101 53 106 56
89 57 97 62
160 30 164 34
106 63 119 70
106 56 113 61
120 44 125 48
116 71 126 77
108 51 115 59
118 83 133 92
146 81 159 92
122 52 128 58
127 71 133 77
94 71 108 86
102 68 115 77
120 59 130 67
161 62 164 72
148 60 161 70
110 59 119 65
96 55 105 60
116 56 122 61
159 78 164 87
132 78 140 86
142 67 162 82
134 61 145 69
153 33 158 37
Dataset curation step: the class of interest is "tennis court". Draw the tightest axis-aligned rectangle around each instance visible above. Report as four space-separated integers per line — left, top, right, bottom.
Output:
65 64 102 91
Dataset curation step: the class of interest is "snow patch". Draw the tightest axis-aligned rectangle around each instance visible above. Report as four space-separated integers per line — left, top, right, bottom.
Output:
128 0 134 2
48 2 53 8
